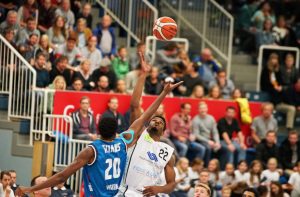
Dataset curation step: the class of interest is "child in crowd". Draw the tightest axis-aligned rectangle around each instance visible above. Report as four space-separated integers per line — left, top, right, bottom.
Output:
235 160 250 183
173 157 191 197
261 158 280 185
248 160 263 187
219 163 236 187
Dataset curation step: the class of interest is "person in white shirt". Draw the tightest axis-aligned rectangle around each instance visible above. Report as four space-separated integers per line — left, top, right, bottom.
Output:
234 160 250 183
270 181 290 197
188 158 204 184
248 160 263 188
261 158 280 185
172 158 191 197
80 35 102 72
0 171 14 197
287 161 300 197
219 163 236 187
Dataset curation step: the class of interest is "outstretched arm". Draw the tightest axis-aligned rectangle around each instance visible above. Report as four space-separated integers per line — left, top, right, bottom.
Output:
15 147 94 196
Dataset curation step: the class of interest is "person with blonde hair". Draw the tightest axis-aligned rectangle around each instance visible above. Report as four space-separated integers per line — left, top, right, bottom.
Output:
207 85 222 100
261 157 280 185
190 85 205 99
193 183 211 197
47 15 68 48
74 18 92 48
47 75 66 112
172 157 191 197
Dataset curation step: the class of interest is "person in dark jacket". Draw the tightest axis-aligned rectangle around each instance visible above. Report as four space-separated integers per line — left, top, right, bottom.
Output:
71 96 97 140
256 130 280 167
279 130 300 170
34 53 50 88
144 66 163 95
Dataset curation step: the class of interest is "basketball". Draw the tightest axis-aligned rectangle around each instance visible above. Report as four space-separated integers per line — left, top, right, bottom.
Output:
153 16 177 41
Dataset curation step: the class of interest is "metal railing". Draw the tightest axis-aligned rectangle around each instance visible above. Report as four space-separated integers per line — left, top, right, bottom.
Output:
92 0 158 48
257 45 300 91
160 0 234 76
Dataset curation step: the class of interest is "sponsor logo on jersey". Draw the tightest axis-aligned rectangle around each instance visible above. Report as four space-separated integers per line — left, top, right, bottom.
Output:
147 151 158 162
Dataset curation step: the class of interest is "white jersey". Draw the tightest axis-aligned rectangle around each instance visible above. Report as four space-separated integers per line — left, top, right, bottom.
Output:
118 130 174 197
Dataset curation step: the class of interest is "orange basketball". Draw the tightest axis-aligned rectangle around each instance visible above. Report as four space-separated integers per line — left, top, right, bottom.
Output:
153 16 177 41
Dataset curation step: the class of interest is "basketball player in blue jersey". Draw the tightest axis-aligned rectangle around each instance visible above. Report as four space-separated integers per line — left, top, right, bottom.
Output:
15 53 183 197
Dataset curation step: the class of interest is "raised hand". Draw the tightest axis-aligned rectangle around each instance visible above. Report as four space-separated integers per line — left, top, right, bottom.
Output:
138 52 151 73
163 81 184 93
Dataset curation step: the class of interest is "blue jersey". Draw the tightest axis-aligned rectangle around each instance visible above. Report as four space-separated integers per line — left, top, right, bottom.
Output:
83 137 127 197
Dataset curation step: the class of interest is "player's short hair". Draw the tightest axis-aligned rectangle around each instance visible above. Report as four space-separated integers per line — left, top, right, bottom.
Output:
98 117 118 139
151 115 167 131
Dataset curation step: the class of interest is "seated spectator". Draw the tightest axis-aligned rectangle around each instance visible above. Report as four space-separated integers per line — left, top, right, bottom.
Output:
51 182 74 197
55 0 75 30
190 85 205 99
125 64 142 94
172 157 191 197
280 54 298 90
74 18 92 49
47 16 68 48
192 101 221 165
2 27 17 48
144 67 163 95
256 131 279 166
193 48 222 87
38 0 56 33
218 106 247 168
281 78 300 120
112 46 130 79
207 159 220 187
114 79 128 95
0 10 20 36
101 97 126 133
80 35 102 72
33 34 53 69
18 33 39 63
93 15 116 58
1 171 14 197
279 131 300 171
221 187 232 197
287 161 300 197
155 43 181 72
197 169 214 197
67 77 84 91
129 42 150 70
234 160 250 183
261 158 280 184
251 103 278 144
257 185 268 197
251 1 276 31
180 63 203 96
170 103 205 159
177 50 192 69
71 96 97 140
34 53 50 88
248 160 263 188
73 59 94 90
188 158 204 184
50 56 72 86
91 57 116 90
93 75 111 93
47 76 66 112
219 163 236 187
272 16 290 46
256 19 276 50
76 3 93 29
16 17 40 46
207 85 222 100
209 70 235 99
193 183 211 197
270 181 289 197
30 175 51 196
54 32 81 66
241 188 259 197
231 88 243 100
17 0 38 28
9 170 18 194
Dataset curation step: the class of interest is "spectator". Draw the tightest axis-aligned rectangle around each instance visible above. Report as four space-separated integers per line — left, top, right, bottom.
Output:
178 50 192 69
68 77 84 91
281 54 298 90
0 10 19 36
193 183 211 197
112 46 130 79
256 131 279 166
219 163 236 187
17 0 38 28
93 15 116 58
242 188 259 197
218 106 247 167
73 59 93 90
234 160 250 183
221 187 232 197
172 157 191 197
260 158 280 184
80 35 102 73
251 103 278 144
0 171 14 197
170 103 205 159
30 175 51 197
9 170 18 194
74 18 92 49
47 76 66 112
251 1 276 31
189 169 213 197
33 34 53 68
144 67 163 95
190 85 205 99
209 70 235 99
257 186 268 197
279 131 300 171
192 101 221 165
270 181 289 197
248 160 263 188
54 32 81 66
193 48 222 87
125 64 142 94
34 53 50 88
188 158 204 185
231 88 243 100
114 79 127 95
71 96 97 140
50 55 72 86
16 17 40 46
101 97 126 133
55 0 75 30
76 3 93 29
256 19 276 50
207 85 222 100
91 57 117 90
47 15 68 48
281 78 300 118
129 42 150 70
272 16 290 46
37 0 56 33
2 27 17 48
18 33 39 63
93 75 111 93
180 63 203 96
51 182 74 197
287 161 300 197
207 159 220 186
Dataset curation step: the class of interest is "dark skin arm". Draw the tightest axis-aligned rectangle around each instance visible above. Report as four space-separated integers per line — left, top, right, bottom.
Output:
15 147 94 196
143 155 176 196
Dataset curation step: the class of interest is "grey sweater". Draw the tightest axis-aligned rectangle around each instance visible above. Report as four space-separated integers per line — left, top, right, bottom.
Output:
192 114 220 143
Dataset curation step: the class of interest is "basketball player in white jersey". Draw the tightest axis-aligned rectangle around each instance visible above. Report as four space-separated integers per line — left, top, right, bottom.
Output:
118 54 178 197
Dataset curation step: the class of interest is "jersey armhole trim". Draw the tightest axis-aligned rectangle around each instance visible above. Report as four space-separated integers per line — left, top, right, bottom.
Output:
87 145 97 166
